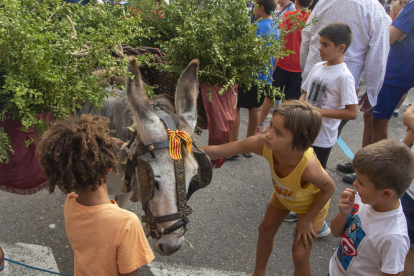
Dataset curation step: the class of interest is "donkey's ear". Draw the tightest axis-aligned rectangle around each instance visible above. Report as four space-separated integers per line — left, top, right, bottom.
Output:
175 59 199 130
126 56 161 142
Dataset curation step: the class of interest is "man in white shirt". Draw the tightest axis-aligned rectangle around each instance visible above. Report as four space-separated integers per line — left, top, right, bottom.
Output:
300 0 391 182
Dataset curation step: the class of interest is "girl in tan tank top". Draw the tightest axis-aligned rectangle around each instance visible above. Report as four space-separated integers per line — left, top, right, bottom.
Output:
203 100 336 276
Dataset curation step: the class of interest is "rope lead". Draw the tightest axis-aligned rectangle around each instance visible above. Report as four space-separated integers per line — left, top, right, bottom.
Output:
4 257 73 276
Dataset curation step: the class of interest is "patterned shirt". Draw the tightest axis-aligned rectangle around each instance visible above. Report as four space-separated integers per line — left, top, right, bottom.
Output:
300 0 392 107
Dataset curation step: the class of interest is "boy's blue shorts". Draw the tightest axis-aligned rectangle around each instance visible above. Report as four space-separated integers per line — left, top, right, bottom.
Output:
371 83 409 119
402 192 414 249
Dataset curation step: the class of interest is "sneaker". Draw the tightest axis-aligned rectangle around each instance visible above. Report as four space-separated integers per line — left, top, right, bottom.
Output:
255 125 266 135
226 154 240 160
393 110 399 117
318 221 331 237
343 173 356 184
243 153 253 158
284 211 299 222
336 162 354 174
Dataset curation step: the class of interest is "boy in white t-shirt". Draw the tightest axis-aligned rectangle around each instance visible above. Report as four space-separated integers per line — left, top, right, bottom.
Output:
330 139 414 276
300 23 358 169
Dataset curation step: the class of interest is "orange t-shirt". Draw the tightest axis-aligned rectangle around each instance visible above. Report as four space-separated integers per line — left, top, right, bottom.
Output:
64 193 155 276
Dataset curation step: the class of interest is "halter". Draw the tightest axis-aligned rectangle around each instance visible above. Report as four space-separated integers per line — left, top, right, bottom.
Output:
122 104 211 239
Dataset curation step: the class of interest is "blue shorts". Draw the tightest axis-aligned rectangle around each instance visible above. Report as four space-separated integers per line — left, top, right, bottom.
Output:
371 84 409 119
402 192 414 249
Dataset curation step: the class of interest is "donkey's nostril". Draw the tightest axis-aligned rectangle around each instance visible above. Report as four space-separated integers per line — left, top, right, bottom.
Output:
159 243 165 253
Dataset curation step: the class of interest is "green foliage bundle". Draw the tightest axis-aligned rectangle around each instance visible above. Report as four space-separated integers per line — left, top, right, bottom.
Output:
0 0 311 163
129 0 304 95
0 0 152 163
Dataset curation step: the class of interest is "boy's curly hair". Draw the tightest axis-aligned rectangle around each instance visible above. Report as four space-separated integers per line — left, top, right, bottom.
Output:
38 114 119 195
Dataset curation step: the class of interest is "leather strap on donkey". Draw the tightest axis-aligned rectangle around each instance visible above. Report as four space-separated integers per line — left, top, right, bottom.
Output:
123 104 212 238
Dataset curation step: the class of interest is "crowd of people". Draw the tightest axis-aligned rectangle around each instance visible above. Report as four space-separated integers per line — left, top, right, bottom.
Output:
222 0 414 275
1 0 413 275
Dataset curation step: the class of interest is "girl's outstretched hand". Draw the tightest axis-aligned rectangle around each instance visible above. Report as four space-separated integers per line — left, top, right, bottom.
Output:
0 245 4 271
111 137 125 148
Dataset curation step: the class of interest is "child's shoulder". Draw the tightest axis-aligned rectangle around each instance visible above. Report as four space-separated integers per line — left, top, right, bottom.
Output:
309 61 326 72
319 62 354 81
65 192 137 221
283 10 297 18
336 64 356 90
354 193 407 232
301 150 330 182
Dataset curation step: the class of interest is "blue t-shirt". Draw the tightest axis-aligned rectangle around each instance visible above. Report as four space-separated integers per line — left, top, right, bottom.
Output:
256 19 279 84
383 0 414 89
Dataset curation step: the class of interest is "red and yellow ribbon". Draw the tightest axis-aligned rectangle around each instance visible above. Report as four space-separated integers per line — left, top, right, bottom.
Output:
167 129 192 160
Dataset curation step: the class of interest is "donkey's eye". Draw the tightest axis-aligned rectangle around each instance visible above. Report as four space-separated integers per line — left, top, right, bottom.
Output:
154 176 161 190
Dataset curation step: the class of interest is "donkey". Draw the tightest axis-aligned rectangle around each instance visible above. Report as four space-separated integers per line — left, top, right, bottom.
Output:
79 57 201 256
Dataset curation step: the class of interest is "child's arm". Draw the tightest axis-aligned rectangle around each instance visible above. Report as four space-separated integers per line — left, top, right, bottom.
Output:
298 91 357 119
294 155 336 248
202 134 266 160
316 104 358 120
0 245 4 271
402 103 414 146
330 188 357 238
402 129 414 147
382 272 403 276
120 270 138 276
299 90 307 101
403 103 414 129
111 137 126 147
118 215 154 275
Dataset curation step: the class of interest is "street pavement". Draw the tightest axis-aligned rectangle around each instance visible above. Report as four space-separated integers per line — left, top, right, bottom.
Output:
1 88 413 276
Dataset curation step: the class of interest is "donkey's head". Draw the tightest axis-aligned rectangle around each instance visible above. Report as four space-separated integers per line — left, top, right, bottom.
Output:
126 57 200 256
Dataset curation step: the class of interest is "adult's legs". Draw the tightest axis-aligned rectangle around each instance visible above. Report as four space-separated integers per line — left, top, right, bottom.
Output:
362 110 373 147
371 117 389 143
257 66 289 127
230 108 241 142
258 97 273 127
371 84 409 143
247 107 261 138
252 204 290 276
394 93 408 116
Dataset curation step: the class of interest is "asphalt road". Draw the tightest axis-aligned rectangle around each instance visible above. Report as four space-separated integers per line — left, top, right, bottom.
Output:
1 88 413 276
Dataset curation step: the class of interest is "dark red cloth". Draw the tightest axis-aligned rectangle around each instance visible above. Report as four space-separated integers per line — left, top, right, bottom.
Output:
0 112 51 195
200 83 238 168
277 10 310 73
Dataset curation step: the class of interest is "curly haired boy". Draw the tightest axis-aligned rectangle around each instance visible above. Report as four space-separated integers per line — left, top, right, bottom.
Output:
38 114 154 276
